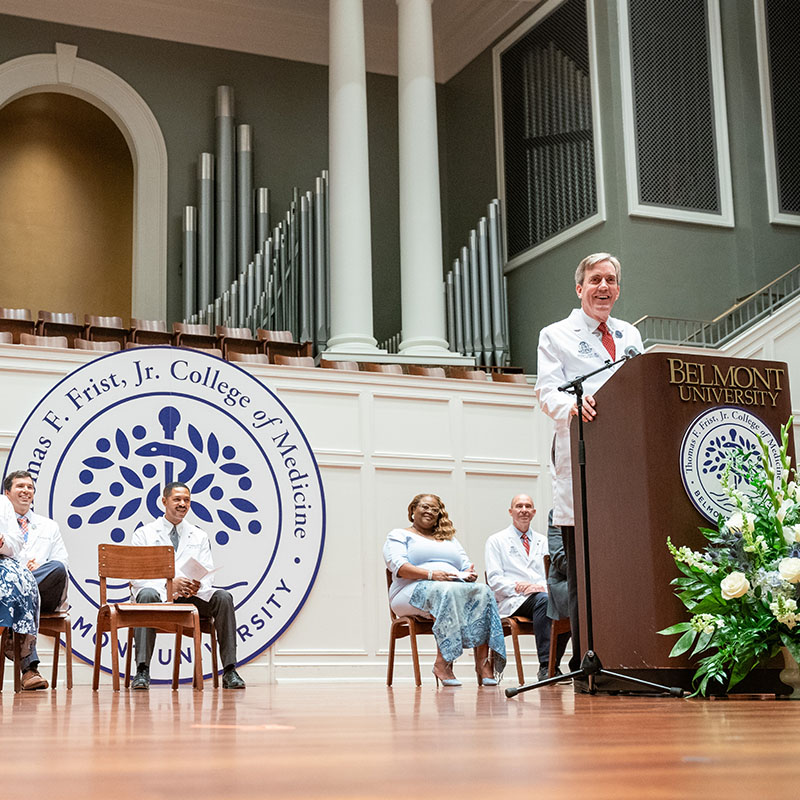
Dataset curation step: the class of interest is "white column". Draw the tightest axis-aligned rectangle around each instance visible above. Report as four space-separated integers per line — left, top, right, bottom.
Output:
326 0 381 353
397 0 450 355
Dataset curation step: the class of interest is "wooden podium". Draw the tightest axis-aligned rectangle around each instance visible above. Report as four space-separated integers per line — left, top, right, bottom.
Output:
570 350 794 693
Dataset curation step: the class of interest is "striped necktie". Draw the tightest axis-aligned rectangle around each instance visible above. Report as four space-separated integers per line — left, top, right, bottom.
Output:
170 525 179 550
521 532 530 555
18 516 30 543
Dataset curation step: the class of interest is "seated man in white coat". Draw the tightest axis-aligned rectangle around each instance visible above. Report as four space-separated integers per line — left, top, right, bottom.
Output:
4 469 70 690
485 494 553 682
130 481 245 690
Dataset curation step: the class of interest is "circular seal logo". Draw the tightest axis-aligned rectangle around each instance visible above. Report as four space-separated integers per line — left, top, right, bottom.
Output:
680 405 781 522
4 347 325 683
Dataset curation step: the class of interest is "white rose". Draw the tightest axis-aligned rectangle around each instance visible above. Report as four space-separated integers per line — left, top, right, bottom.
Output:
720 571 750 600
726 512 744 534
783 524 800 546
779 558 800 584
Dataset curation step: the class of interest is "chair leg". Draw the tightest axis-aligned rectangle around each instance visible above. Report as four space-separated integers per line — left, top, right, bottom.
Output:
92 624 103 691
172 631 181 690
0 629 6 691
192 625 203 691
407 621 422 687
64 623 73 690
387 629 396 686
548 620 559 678
124 628 134 688
109 620 120 692
210 623 219 689
13 632 22 693
509 623 525 685
51 630 60 689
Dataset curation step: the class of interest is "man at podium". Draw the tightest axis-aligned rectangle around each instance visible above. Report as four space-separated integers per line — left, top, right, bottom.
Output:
534 253 643 671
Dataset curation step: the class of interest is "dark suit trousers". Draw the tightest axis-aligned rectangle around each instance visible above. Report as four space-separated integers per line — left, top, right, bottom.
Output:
512 591 551 667
562 525 582 671
134 588 237 670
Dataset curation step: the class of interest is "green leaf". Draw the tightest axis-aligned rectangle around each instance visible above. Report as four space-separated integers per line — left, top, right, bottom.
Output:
693 628 715 655
669 629 698 658
658 622 693 636
780 633 800 666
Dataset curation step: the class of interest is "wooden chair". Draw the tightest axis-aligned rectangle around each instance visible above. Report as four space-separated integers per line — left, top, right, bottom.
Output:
92 544 203 691
492 373 528 384
37 311 84 346
38 611 74 689
84 314 128 347
257 329 312 363
448 367 489 381
500 614 535 685
319 359 359 371
173 322 218 350
216 326 261 359
228 351 270 365
385 570 435 686
74 338 121 352
273 354 315 367
0 331 13 344
129 318 173 346
361 362 404 375
0 611 74 691
185 346 223 358
408 365 446 378
19 333 69 348
0 307 35 342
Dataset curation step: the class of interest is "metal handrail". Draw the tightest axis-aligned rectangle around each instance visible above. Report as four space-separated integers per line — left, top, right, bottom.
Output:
634 263 800 348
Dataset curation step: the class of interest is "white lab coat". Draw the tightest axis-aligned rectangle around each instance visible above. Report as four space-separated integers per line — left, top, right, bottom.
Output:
535 308 643 525
130 516 216 602
0 495 23 557
485 523 548 617
17 511 69 570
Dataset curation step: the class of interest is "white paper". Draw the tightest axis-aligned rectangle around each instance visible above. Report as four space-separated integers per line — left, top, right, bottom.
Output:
178 556 220 583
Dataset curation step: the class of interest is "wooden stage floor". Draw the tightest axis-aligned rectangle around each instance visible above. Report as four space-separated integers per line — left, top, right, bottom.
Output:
2 680 797 799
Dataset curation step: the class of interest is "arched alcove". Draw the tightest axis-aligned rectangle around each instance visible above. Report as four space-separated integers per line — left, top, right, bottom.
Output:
0 44 168 319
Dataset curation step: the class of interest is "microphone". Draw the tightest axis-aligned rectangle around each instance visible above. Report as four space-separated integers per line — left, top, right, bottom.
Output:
624 345 641 359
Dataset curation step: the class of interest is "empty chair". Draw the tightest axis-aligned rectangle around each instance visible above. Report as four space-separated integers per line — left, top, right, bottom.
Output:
184 346 223 358
0 307 35 342
37 311 83 346
129 318 173 346
0 331 13 344
448 367 489 381
257 329 312 363
216 326 261 359
173 322 218 350
319 359 359 371
84 314 128 347
408 365 446 378
361 362 404 375
19 333 69 349
228 352 270 365
273 354 315 367
74 338 121 352
492 373 528 384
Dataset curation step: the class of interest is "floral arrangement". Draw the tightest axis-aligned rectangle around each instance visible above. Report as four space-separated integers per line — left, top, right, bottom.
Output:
660 418 800 696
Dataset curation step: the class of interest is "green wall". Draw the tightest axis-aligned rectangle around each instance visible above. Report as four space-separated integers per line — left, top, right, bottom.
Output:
440 0 800 372
0 13 401 339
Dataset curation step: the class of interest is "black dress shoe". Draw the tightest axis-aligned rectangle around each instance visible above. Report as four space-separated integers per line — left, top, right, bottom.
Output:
131 665 150 690
537 665 550 681
222 668 246 689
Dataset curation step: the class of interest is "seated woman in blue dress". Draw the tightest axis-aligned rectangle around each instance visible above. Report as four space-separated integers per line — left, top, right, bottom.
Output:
384 493 505 686
1 494 40 685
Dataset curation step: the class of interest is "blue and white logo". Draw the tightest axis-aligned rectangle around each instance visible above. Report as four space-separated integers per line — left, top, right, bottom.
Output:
5 347 325 682
680 406 780 522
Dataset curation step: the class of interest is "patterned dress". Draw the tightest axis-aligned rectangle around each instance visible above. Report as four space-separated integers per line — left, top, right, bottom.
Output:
1 555 40 662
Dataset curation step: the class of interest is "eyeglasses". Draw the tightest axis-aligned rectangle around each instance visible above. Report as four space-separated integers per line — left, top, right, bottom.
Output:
417 503 440 513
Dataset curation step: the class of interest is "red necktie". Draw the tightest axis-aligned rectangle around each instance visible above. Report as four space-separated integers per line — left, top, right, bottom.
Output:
521 532 530 555
598 322 615 360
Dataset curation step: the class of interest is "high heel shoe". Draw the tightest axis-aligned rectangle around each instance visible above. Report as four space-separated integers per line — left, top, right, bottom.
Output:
432 666 462 687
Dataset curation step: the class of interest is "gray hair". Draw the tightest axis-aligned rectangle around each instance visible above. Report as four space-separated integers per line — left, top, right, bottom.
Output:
575 253 621 286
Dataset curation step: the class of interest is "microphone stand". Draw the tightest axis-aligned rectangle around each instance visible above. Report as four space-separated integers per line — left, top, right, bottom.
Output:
506 353 682 698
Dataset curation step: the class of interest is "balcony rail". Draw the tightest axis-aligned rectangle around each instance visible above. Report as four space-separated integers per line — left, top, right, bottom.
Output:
635 263 800 349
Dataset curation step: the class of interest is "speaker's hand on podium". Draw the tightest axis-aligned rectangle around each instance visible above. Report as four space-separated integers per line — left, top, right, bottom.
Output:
570 394 597 422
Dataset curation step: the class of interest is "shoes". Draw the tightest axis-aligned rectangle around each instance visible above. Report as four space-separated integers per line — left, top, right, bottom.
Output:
131 665 150 690
537 666 551 681
480 677 498 686
21 669 48 690
222 667 246 689
432 665 461 687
